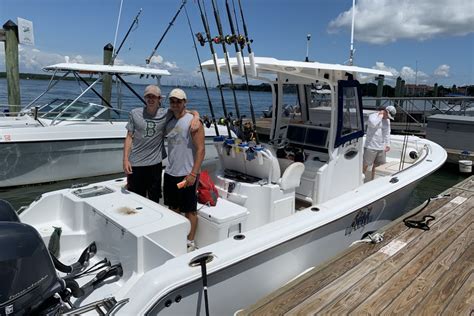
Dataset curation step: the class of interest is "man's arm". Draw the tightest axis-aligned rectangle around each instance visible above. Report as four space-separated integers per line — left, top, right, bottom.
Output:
368 111 383 128
184 125 206 187
383 121 391 152
123 131 134 174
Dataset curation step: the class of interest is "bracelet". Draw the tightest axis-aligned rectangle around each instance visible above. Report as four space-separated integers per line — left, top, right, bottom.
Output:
189 172 197 177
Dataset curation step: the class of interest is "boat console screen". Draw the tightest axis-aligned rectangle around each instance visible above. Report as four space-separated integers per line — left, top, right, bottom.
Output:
287 125 328 149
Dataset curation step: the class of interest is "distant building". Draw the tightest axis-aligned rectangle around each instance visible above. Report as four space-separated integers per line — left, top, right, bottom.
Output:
405 84 433 96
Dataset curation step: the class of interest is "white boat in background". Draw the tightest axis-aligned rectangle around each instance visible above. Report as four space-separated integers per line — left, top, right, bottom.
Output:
0 63 225 187
4 57 446 315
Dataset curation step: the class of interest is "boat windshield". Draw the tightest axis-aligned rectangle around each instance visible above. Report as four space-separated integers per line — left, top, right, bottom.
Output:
38 99 127 121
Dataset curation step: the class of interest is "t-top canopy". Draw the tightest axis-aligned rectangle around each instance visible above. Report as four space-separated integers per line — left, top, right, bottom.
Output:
43 63 171 76
202 56 392 77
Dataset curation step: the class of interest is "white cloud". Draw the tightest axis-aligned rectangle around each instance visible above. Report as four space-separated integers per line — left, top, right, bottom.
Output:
370 61 443 84
0 45 182 74
328 0 474 44
373 61 399 77
434 64 450 77
149 55 163 64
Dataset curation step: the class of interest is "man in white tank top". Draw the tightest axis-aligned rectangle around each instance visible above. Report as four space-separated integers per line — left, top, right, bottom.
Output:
163 88 205 251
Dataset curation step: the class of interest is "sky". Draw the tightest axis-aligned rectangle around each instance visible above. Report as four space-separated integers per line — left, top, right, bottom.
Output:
1 0 473 87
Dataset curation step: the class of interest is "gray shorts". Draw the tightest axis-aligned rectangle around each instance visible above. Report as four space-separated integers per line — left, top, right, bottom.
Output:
363 148 386 167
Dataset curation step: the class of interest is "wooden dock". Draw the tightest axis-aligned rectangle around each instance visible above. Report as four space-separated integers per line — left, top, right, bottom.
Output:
239 176 474 315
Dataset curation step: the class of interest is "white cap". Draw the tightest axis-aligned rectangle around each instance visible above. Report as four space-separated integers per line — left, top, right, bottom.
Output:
385 105 396 120
144 85 161 97
168 88 187 100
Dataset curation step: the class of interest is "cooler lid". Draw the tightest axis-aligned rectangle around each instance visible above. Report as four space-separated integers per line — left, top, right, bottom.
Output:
198 198 249 224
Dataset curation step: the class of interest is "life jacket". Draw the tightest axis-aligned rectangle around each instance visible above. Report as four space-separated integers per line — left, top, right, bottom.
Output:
197 170 219 206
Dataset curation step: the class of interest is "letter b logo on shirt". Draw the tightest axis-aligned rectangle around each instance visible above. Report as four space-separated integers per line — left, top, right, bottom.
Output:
145 121 157 137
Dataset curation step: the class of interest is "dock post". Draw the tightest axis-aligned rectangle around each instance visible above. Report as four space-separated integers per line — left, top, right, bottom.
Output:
102 43 113 108
400 79 406 112
2 20 21 114
376 75 384 108
432 83 438 111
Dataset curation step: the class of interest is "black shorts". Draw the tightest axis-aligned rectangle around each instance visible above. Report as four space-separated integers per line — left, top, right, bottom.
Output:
163 173 198 213
127 163 162 203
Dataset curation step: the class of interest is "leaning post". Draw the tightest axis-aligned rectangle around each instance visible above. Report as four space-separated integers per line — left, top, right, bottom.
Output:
2 20 21 114
102 43 114 108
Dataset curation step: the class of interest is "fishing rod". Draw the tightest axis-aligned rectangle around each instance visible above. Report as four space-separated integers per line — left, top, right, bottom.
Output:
183 5 219 136
112 8 143 63
237 0 257 76
196 0 232 138
227 0 259 143
146 0 187 64
210 0 242 124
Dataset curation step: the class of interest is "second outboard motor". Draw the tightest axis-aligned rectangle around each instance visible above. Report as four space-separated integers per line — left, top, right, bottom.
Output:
0 222 65 315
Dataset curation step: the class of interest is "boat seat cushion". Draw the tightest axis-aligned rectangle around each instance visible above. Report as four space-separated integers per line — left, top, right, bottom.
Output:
278 162 305 191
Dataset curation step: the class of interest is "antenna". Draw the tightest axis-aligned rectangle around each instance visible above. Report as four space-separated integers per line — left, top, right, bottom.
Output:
349 0 355 65
305 34 311 62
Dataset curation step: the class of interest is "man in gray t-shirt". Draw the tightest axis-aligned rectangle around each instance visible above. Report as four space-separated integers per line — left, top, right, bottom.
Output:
123 85 200 203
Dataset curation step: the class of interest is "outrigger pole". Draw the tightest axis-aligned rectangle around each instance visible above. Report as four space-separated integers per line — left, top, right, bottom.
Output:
146 0 187 64
196 0 232 138
210 0 242 121
183 5 220 136
226 0 259 143
112 8 142 63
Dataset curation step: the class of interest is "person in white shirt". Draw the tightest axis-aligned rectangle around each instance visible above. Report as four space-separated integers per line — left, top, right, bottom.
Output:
363 105 397 180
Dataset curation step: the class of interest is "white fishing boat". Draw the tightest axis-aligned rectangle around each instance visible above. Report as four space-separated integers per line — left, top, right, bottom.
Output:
0 63 224 187
2 57 446 315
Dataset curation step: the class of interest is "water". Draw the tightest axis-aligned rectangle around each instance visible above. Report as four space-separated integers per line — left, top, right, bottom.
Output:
0 79 470 210
0 78 291 119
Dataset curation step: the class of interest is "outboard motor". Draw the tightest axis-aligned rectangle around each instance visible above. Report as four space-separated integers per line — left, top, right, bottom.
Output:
0 222 65 315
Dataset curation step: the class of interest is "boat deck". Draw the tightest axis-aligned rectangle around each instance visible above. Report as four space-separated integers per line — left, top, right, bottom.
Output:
239 175 474 315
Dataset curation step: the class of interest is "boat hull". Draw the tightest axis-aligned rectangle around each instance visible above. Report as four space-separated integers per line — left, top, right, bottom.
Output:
0 138 124 187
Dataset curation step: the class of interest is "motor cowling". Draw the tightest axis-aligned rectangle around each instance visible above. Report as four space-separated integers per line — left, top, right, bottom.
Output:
0 222 64 316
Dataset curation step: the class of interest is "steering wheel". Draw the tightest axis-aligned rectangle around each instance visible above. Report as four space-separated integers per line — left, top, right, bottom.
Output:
268 137 290 149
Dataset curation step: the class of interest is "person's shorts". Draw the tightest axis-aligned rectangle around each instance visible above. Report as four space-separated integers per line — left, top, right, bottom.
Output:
163 173 198 213
127 163 162 203
363 148 386 167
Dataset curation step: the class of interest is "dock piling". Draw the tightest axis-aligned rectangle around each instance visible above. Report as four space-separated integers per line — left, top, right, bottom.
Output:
102 43 114 108
2 20 21 113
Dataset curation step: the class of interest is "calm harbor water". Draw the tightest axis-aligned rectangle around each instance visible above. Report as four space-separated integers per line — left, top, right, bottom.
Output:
0 78 470 211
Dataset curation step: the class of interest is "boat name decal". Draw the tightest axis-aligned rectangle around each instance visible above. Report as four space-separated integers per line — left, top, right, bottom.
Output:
345 206 373 235
3 134 12 142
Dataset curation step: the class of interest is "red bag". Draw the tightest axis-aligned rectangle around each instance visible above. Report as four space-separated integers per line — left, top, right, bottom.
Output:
197 170 219 206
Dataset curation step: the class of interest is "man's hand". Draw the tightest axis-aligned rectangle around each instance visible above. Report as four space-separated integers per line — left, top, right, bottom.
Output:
123 159 133 175
384 146 390 152
184 173 197 187
187 110 201 132
190 116 201 132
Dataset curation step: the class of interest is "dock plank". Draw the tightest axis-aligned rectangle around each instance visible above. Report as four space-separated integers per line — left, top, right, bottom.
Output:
239 176 474 316
302 196 473 315
349 201 473 314
441 273 474 315
381 223 473 315
412 242 474 315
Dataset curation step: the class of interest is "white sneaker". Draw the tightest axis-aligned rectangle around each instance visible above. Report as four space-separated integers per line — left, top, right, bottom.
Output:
187 240 196 252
